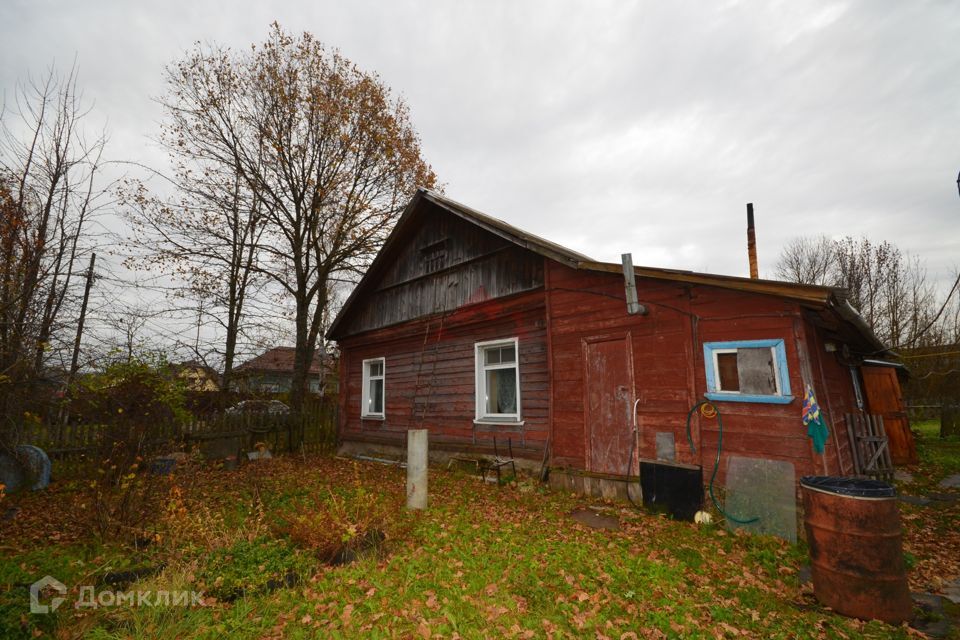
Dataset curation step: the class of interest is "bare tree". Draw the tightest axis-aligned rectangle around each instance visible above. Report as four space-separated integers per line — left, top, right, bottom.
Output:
121 157 264 392
775 235 835 285
831 237 942 348
0 65 108 442
98 303 152 364
160 24 436 431
831 237 892 334
775 235 950 349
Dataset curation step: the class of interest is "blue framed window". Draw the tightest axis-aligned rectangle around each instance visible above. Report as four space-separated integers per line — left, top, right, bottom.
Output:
703 339 793 404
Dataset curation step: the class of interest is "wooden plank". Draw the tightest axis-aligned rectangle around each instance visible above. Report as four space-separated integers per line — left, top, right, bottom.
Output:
876 415 894 479
853 414 867 475
338 289 549 445
337 206 547 336
857 414 870 475
867 415 882 475
844 413 894 480
863 416 886 474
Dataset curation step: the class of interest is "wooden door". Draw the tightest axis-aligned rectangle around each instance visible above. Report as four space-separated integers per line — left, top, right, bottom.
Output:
861 365 917 465
584 335 635 475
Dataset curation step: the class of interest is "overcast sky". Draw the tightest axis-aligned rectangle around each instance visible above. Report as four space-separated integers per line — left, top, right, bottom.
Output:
2 0 959 351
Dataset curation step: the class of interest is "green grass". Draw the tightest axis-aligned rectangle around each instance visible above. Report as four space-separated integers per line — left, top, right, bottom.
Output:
913 419 960 478
895 416 960 638
2 450 954 639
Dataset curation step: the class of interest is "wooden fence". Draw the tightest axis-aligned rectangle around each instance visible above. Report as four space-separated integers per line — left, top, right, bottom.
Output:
16 401 338 461
905 404 942 422
845 413 894 480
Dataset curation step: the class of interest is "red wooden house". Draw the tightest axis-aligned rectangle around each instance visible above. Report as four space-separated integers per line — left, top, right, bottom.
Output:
328 189 911 502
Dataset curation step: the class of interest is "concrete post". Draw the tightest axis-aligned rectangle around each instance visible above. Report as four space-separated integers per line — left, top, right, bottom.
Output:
406 429 428 510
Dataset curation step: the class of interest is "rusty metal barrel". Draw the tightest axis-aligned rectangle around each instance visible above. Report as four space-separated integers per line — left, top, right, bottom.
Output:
800 476 913 624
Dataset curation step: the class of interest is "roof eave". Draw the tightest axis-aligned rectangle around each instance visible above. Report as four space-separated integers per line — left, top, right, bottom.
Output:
828 296 894 358
419 190 590 267
577 260 836 305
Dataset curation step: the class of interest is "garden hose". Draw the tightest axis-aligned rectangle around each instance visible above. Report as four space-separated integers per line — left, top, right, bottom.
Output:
625 399 643 508
685 401 759 525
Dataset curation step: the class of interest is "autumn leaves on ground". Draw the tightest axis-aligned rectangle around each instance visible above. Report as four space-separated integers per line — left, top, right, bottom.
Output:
2 428 958 639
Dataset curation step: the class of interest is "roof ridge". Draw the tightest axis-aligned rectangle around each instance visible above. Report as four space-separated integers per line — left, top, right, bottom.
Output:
326 188 882 355
420 189 593 264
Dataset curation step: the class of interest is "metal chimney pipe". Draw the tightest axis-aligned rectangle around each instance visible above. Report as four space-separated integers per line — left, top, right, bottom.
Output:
621 253 648 315
746 203 758 279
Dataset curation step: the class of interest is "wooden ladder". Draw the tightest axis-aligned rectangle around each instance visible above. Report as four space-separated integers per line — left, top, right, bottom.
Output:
845 413 894 480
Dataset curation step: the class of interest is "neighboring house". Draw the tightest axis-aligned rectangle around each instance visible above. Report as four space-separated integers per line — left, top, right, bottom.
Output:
231 347 331 395
170 361 221 392
327 189 912 499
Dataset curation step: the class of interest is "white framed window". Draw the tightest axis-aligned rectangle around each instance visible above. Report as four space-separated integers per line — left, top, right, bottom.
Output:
361 357 385 418
703 339 793 404
475 338 521 422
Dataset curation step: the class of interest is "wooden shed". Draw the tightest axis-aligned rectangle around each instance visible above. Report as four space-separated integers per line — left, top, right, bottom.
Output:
328 189 911 500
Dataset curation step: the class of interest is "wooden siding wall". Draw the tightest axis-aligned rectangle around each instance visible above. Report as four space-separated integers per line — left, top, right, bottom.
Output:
692 290 826 483
546 262 838 484
337 203 544 337
338 290 549 454
547 263 696 471
803 318 861 476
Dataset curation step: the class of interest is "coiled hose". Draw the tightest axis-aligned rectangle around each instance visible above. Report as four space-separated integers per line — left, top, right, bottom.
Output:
685 401 759 525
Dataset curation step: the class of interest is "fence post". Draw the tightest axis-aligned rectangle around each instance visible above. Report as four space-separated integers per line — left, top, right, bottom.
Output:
406 429 428 510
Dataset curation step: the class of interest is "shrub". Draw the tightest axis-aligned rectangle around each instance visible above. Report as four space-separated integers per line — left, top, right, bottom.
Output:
277 487 401 564
69 358 189 542
69 357 189 426
160 483 268 552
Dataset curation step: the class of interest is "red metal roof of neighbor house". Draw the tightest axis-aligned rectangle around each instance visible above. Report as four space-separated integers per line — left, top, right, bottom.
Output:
327 188 890 355
233 347 328 375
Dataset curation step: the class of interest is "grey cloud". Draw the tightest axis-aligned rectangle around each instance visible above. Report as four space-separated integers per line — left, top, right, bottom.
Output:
2 0 958 287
